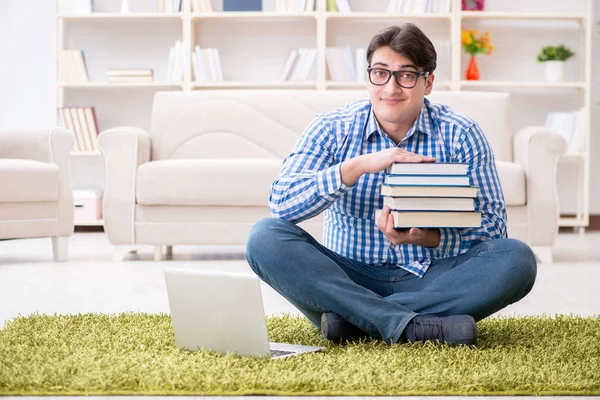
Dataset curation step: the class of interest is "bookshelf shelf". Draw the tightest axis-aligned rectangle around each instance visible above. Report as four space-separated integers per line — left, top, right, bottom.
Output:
460 11 585 21
459 81 587 89
325 12 452 20
59 82 184 88
191 12 318 21
71 151 101 156
191 81 318 89
56 0 594 228
58 13 184 20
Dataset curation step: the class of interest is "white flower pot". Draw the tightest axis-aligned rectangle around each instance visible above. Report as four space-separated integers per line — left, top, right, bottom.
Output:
544 61 565 82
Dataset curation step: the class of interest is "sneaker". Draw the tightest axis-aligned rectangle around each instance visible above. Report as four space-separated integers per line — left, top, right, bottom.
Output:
321 312 369 343
402 315 477 346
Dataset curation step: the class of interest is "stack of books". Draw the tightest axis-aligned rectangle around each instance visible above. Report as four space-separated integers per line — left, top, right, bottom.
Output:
57 107 99 152
379 162 481 229
279 48 317 81
106 69 153 83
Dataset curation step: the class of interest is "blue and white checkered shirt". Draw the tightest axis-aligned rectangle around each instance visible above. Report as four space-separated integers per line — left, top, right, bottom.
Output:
269 98 507 277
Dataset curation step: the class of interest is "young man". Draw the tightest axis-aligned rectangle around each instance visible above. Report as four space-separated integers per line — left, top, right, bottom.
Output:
245 24 537 346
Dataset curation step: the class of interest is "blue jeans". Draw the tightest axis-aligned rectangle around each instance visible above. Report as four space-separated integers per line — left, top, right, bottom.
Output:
246 218 537 344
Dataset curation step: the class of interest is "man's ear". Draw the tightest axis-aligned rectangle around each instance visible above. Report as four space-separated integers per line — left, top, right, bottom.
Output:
424 73 435 95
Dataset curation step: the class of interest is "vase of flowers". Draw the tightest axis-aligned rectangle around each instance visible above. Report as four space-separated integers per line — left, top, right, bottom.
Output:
461 28 494 80
536 45 575 82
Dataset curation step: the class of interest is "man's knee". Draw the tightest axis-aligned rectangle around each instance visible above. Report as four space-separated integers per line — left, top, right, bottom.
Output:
494 238 537 290
246 218 298 275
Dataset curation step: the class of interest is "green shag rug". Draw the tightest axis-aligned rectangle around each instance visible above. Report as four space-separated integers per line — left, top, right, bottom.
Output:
1 313 600 396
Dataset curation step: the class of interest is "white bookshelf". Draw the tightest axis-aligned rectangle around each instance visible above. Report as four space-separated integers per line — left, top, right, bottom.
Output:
56 0 593 228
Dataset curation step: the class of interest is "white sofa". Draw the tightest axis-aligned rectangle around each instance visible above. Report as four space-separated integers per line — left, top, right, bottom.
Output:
99 90 565 263
0 128 75 261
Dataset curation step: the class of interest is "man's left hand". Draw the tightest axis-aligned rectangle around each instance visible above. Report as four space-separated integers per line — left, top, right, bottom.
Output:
377 206 440 248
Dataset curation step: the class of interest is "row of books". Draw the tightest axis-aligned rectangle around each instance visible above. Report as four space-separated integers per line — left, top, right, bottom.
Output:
380 162 481 229
386 0 452 14
107 68 153 82
545 109 583 154
158 0 183 12
192 46 224 82
279 48 317 81
326 46 367 82
166 40 185 82
57 107 99 152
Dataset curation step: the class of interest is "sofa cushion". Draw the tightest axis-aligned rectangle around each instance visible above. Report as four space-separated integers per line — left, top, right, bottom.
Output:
136 159 282 206
496 161 526 206
0 159 60 203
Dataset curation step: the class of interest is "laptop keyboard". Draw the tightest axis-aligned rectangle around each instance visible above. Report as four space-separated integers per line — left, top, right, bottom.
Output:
270 349 296 357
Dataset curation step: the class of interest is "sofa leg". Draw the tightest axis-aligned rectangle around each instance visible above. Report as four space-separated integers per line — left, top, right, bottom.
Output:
52 237 69 262
531 246 553 264
166 245 173 258
112 246 141 262
154 245 163 261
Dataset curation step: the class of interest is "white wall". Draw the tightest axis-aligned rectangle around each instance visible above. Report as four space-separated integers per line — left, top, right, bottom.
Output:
0 0 598 214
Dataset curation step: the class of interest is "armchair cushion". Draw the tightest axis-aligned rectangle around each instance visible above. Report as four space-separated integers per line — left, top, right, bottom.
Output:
495 161 526 206
136 158 281 207
0 159 60 202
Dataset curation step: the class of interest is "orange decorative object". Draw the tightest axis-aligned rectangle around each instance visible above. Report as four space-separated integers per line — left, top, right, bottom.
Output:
466 56 480 80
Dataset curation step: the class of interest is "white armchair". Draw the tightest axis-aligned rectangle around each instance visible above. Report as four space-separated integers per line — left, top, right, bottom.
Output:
0 128 75 261
99 90 565 263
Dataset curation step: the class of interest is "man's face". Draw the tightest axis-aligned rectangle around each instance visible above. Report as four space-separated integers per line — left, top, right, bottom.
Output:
367 46 434 132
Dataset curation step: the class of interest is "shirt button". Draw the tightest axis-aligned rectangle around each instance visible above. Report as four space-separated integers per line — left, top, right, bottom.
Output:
389 244 396 250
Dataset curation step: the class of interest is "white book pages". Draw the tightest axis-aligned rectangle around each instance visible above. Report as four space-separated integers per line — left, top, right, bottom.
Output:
305 0 315 11
206 49 218 82
213 49 224 81
344 46 355 81
203 0 214 12
76 108 93 151
301 48 317 80
201 49 213 81
335 0 351 13
191 50 200 81
171 41 181 82
62 108 81 151
68 108 88 152
279 49 298 81
166 46 174 81
194 46 207 81
84 107 99 151
296 0 306 13
262 0 275 11
355 47 367 82
290 49 306 81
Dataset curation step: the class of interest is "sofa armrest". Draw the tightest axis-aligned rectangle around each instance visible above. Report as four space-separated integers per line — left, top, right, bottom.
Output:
98 127 150 245
513 126 566 247
0 128 75 236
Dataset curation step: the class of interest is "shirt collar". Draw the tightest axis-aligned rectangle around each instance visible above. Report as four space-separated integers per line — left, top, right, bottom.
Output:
365 98 435 141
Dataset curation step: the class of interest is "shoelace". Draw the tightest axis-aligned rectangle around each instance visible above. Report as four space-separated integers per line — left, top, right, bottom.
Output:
413 317 444 342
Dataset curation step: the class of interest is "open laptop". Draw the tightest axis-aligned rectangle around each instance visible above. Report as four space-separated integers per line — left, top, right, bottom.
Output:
164 268 324 359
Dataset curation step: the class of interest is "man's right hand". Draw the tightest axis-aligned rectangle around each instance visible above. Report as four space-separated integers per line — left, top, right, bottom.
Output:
340 148 435 186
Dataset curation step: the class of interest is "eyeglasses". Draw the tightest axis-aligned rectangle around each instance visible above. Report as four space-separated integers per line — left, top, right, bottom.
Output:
367 67 430 88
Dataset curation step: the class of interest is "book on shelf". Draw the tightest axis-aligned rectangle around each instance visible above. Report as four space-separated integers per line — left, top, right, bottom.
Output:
191 0 214 12
265 0 315 12
384 174 470 186
57 107 99 152
326 46 358 81
58 50 89 83
279 48 317 81
58 0 94 13
326 0 338 12
224 0 261 11
158 0 182 12
545 109 583 153
334 0 351 12
386 0 451 14
192 46 224 82
386 162 469 175
383 196 475 211
386 210 482 228
380 183 478 198
166 40 185 82
107 68 153 82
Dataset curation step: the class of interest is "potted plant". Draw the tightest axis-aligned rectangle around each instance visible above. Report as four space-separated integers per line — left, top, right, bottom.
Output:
536 45 575 82
461 28 494 80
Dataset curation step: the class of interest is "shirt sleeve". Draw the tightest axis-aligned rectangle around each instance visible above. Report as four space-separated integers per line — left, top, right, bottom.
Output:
436 121 507 255
268 116 353 223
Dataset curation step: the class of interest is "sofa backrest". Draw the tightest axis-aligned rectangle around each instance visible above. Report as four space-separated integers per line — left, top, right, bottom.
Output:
150 90 512 162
